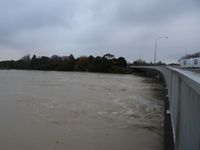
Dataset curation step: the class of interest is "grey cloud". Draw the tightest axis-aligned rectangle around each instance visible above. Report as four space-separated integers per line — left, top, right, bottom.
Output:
92 0 199 27
0 0 199 62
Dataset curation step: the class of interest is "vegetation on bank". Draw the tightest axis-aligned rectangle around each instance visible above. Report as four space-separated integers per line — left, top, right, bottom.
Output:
132 59 165 66
0 54 128 73
179 52 200 61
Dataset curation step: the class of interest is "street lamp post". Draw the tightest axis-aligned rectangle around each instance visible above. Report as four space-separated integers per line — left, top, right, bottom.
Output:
154 37 168 64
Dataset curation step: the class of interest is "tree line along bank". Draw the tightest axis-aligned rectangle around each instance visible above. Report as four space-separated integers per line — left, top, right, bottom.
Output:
0 54 128 73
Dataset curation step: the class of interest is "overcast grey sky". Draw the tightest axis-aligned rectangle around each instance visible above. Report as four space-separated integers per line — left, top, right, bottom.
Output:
0 0 199 63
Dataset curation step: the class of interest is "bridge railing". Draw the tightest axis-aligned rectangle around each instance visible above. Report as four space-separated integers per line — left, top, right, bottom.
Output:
156 66 200 150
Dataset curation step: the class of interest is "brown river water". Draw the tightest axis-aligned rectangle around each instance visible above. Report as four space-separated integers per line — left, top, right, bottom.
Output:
0 70 164 150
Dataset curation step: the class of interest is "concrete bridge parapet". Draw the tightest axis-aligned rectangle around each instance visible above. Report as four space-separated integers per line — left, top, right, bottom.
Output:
130 66 200 150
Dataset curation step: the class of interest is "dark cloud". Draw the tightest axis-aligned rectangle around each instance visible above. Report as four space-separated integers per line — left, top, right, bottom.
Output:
0 0 199 63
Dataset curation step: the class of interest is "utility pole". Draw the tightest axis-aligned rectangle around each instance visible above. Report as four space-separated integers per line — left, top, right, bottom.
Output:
154 37 168 64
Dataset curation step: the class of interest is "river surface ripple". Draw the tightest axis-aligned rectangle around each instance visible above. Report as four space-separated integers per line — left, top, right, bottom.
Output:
0 70 164 150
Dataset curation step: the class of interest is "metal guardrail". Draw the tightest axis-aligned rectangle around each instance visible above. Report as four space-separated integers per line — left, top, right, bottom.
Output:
131 66 200 150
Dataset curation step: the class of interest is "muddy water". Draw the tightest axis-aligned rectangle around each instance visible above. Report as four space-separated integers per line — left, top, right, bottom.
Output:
0 70 163 150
